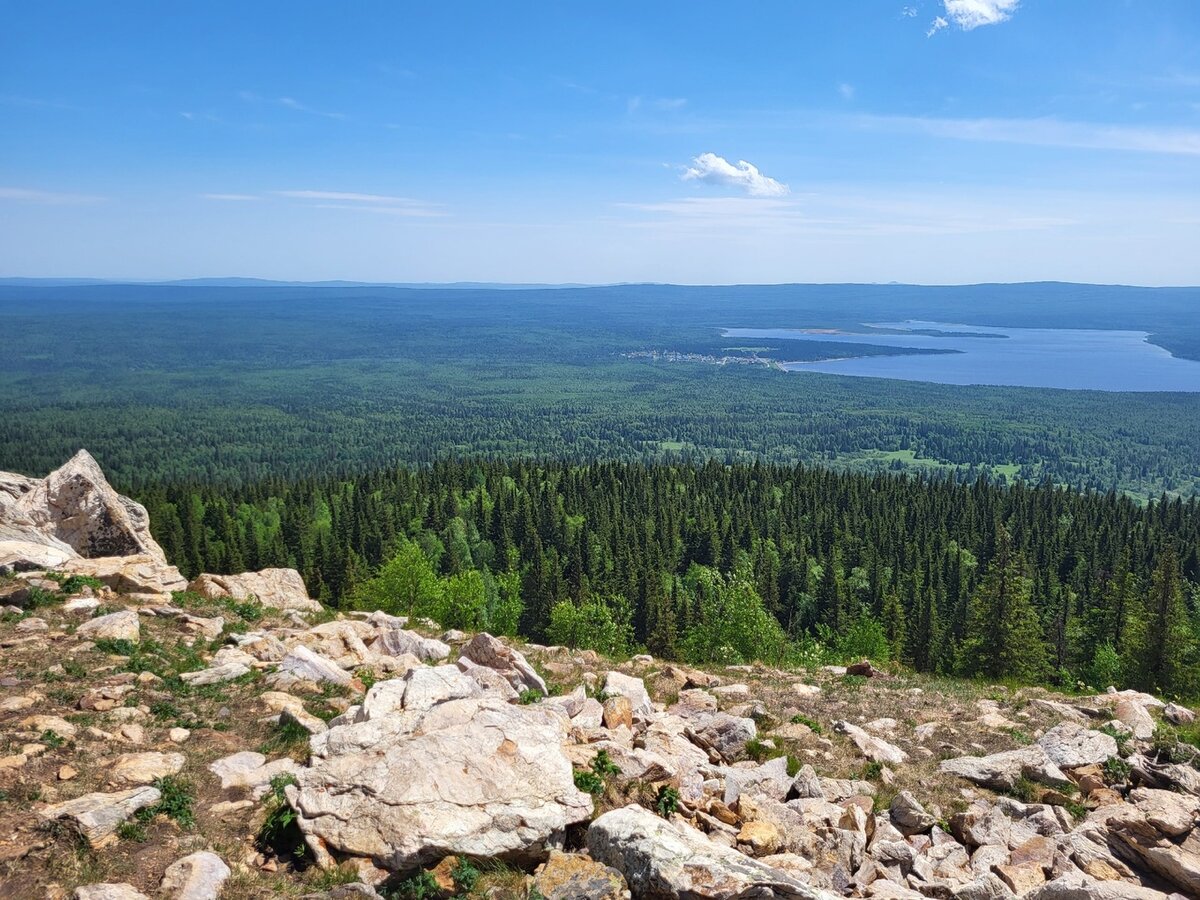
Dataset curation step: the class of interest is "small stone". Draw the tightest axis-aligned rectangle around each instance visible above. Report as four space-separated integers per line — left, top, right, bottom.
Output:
58 764 79 781
168 727 191 744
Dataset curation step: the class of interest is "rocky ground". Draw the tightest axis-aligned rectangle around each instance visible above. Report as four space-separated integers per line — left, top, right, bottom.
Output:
2 454 1199 899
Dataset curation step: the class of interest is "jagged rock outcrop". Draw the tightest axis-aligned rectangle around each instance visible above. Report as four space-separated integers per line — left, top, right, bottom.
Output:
0 451 186 592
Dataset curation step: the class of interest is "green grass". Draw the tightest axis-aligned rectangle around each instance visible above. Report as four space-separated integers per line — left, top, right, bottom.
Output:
789 713 823 734
137 776 196 828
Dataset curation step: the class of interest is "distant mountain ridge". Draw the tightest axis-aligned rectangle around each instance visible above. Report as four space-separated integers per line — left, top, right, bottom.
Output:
0 276 600 290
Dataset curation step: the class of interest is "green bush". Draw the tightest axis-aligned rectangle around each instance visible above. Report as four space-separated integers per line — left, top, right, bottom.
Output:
655 785 680 817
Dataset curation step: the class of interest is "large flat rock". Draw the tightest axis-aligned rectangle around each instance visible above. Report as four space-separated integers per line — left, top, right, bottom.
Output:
290 696 592 870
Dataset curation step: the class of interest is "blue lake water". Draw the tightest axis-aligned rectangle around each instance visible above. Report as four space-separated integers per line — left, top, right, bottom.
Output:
723 321 1200 392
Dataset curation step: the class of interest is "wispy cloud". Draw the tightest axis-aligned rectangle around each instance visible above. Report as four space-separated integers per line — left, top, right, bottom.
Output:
202 193 258 201
928 0 1019 36
278 96 345 119
681 153 789 197
857 113 1200 155
275 190 445 216
236 91 345 119
838 83 856 101
0 186 104 204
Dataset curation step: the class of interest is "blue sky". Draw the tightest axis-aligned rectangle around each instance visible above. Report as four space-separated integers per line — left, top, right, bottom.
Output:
3 1 1199 284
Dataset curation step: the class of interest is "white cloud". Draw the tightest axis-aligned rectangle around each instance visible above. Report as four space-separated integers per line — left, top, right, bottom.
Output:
928 0 1018 35
943 0 1019 29
681 153 789 197
856 113 1200 155
0 186 103 204
838 83 856 100
901 6 918 17
203 193 258 201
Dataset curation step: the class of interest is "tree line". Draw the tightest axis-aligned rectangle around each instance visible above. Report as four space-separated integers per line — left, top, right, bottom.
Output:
139 459 1200 697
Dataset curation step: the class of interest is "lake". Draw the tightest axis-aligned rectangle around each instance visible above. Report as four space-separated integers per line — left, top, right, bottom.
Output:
723 321 1200 392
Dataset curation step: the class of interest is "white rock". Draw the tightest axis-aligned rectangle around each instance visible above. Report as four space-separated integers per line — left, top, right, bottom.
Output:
834 720 908 766
77 610 140 642
73 886 151 900
939 746 1070 791
209 751 300 799
291 697 593 870
1036 722 1119 768
39 786 161 847
460 632 548 696
159 850 231 900
603 671 653 718
278 644 351 686
106 751 186 787
180 662 250 685
400 665 483 712
586 804 833 899
187 568 321 612
371 628 450 662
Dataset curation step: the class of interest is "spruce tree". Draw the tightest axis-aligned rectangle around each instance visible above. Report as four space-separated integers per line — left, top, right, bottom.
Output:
958 524 1048 682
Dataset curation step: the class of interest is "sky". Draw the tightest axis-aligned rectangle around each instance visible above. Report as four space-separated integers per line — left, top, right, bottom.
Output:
2 1 1200 285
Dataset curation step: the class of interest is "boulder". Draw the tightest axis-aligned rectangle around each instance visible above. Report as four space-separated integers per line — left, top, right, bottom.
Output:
834 720 908 766
533 850 628 900
1036 722 1119 768
290 697 593 870
278 645 352 686
180 662 250 685
76 609 140 642
38 786 161 847
693 711 758 759
460 632 547 696
1164 703 1196 726
602 695 633 730
940 746 1071 791
1114 699 1156 740
106 751 186 787
890 791 936 835
73 887 151 900
399 665 483 711
187 568 320 612
0 450 170 563
1028 875 1174 899
64 554 186 595
159 851 232 900
1129 787 1199 837
586 804 834 899
209 751 301 798
370 628 450 662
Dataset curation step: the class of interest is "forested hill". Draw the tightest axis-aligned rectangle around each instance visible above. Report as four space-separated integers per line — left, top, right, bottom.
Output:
4 282 1200 496
139 458 1200 697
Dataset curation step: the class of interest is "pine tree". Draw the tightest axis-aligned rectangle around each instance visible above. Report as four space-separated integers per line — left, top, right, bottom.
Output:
1123 548 1199 695
958 524 1048 682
